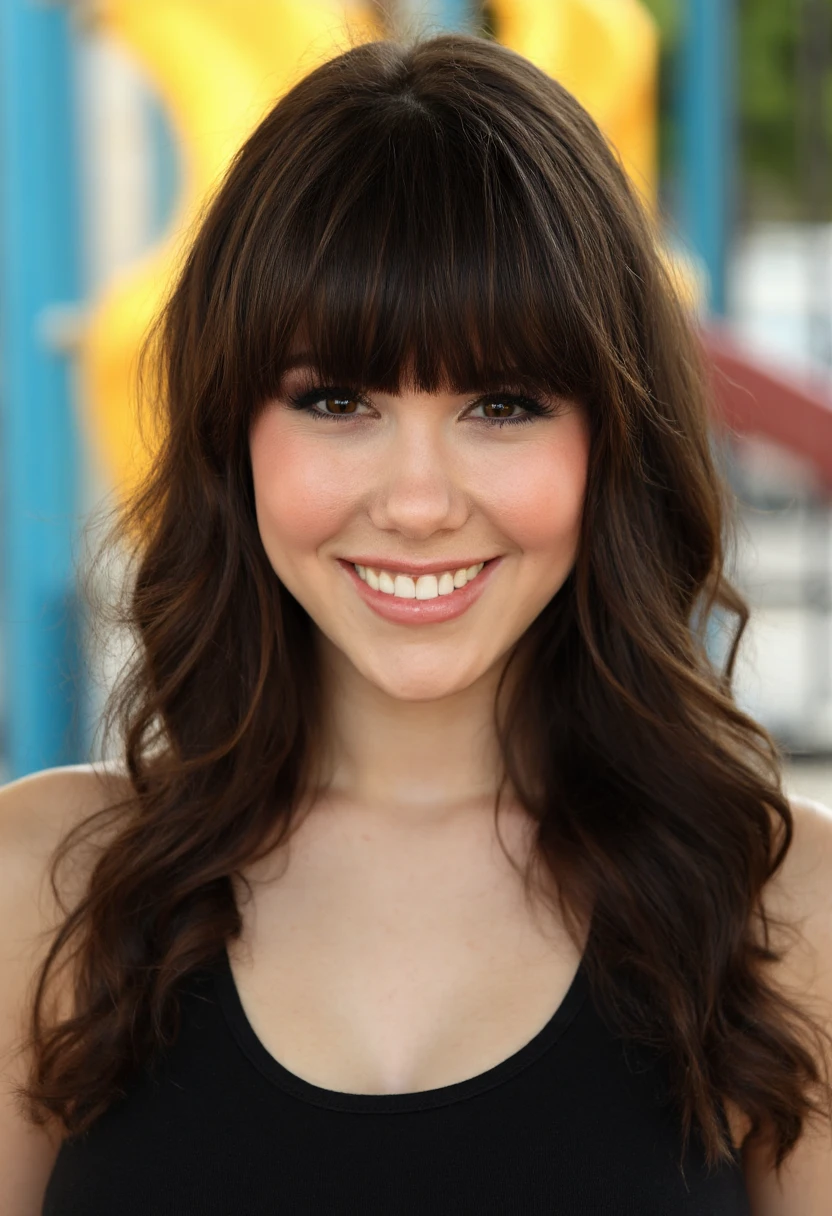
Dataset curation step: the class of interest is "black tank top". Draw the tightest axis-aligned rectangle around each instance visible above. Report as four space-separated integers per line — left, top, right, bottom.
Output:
43 944 751 1215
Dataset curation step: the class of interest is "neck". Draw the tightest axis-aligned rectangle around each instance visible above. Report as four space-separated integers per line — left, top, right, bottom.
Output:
314 632 513 826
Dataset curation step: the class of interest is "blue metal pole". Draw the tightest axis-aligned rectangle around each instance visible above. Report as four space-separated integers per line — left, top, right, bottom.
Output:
676 1 737 670
146 91 181 241
432 0 471 28
400 0 472 33
678 0 736 317
0 0 85 779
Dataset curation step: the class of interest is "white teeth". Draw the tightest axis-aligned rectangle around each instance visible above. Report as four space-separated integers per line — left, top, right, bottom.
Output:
415 575 439 600
394 574 416 598
353 561 486 600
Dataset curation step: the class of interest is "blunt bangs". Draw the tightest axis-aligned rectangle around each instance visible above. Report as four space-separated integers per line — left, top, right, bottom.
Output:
229 53 603 414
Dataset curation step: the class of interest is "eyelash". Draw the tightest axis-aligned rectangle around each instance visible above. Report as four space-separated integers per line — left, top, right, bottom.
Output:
284 384 557 428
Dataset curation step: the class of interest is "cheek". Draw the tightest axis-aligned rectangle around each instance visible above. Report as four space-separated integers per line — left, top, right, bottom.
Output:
249 407 590 562
477 416 590 555
249 414 355 550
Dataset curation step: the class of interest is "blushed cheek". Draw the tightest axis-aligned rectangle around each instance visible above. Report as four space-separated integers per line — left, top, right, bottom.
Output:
250 417 357 555
479 419 589 560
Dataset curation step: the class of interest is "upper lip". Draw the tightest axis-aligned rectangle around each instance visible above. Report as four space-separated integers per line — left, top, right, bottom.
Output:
341 556 497 576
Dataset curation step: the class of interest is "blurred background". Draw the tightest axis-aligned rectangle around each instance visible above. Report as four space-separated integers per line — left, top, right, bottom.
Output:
3 0 832 805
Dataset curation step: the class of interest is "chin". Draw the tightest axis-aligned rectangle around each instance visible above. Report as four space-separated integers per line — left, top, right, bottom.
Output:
358 653 491 703
377 680 461 703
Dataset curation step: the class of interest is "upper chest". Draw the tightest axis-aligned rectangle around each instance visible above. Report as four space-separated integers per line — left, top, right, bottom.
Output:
228 801 585 1096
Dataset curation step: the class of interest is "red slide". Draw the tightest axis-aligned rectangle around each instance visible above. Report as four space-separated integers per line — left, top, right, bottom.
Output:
702 323 832 491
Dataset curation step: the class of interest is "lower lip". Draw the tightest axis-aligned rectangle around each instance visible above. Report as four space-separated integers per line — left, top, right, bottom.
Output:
337 558 503 625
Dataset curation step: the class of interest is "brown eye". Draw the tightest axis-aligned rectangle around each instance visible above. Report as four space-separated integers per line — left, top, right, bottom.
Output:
285 386 369 421
480 399 521 420
470 392 551 428
322 394 359 416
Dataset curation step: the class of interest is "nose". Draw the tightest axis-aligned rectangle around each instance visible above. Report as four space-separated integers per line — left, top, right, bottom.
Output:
367 418 470 539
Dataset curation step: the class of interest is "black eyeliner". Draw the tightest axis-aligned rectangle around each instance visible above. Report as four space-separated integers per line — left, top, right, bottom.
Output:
284 382 560 427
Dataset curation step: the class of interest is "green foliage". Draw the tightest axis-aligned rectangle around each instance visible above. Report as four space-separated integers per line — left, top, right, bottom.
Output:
738 0 800 214
644 0 815 218
640 0 682 45
639 0 683 202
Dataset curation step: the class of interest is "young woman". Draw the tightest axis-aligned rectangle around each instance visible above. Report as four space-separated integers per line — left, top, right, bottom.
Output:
1 31 831 1215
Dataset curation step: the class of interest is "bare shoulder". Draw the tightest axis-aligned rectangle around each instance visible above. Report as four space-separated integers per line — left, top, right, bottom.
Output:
3 754 131 817
758 794 832 1016
0 758 132 847
740 793 832 1214
764 794 832 923
0 758 134 1024
0 761 133 927
0 762 133 1214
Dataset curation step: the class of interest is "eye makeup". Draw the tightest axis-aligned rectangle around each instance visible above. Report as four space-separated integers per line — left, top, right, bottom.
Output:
283 382 562 429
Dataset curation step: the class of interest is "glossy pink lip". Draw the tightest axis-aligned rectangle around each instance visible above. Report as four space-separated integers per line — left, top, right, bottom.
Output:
337 557 502 625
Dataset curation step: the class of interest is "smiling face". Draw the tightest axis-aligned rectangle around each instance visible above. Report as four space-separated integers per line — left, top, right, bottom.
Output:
248 359 591 704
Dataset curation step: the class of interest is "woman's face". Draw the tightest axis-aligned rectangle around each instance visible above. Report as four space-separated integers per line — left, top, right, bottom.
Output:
249 360 591 701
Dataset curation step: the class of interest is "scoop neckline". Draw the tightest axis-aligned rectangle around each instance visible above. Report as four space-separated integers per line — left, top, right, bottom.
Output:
213 942 590 1113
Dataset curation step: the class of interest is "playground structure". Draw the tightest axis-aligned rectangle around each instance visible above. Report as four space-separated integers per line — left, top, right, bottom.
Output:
3 0 832 779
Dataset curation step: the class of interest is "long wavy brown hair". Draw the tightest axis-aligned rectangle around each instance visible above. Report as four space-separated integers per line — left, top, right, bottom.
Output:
17 30 832 1175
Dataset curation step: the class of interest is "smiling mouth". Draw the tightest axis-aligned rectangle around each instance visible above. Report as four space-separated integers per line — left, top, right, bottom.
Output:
350 560 490 600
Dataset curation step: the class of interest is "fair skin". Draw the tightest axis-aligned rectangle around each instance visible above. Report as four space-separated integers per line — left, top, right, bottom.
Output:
0 362 830 1209
248 360 591 825
221 365 594 1099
